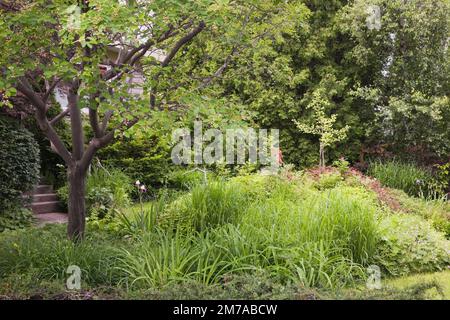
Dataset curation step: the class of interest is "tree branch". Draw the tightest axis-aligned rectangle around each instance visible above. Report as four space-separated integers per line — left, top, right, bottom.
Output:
161 21 206 67
49 108 70 125
150 21 206 108
89 107 102 138
16 77 73 163
198 47 239 89
78 21 207 166
100 110 113 135
36 110 73 164
79 116 139 173
43 78 61 104
16 78 46 111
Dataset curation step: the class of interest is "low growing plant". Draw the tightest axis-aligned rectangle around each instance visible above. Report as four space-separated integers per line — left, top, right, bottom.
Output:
375 214 450 276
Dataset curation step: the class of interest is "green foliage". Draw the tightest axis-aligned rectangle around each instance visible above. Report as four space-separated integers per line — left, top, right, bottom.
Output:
294 83 350 166
0 205 33 232
368 160 436 197
343 279 447 300
376 215 450 276
117 197 167 237
217 0 450 167
380 270 450 300
0 117 40 207
161 180 248 233
1 170 450 297
0 0 307 155
333 158 350 175
98 131 172 188
121 176 381 289
2 0 450 299
166 168 210 190
428 163 450 197
389 189 450 238
218 1 361 167
241 185 380 265
340 0 450 161
0 225 122 286
313 172 344 190
135 271 310 300
58 165 132 218
0 116 39 231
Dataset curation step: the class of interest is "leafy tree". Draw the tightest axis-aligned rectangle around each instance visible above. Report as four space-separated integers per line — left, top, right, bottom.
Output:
217 0 362 167
340 0 450 163
0 0 305 240
294 87 349 167
218 0 449 167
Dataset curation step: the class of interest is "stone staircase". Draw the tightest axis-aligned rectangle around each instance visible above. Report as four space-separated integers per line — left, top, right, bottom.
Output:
29 184 68 225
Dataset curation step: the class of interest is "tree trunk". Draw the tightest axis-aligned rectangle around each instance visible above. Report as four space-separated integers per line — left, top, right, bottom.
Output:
319 143 325 168
67 166 87 241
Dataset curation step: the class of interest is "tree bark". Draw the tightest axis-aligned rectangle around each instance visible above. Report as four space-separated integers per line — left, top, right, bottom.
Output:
67 165 86 241
319 143 325 168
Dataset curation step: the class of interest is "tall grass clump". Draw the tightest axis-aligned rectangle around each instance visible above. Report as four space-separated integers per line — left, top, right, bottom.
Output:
118 226 256 289
0 225 122 286
161 180 249 232
123 179 382 290
368 160 433 197
118 196 167 236
118 231 200 288
241 186 379 264
238 185 380 288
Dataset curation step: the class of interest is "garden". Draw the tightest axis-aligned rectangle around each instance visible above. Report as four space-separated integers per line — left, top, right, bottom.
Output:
0 0 449 301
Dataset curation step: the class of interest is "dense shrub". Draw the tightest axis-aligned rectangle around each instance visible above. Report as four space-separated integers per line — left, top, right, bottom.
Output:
98 132 172 188
166 168 211 190
0 117 40 205
0 116 40 230
58 166 132 218
376 215 450 276
312 172 343 190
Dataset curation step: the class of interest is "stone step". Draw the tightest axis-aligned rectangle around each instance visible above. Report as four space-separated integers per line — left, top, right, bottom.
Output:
32 193 59 203
32 201 62 214
34 185 54 194
34 213 68 226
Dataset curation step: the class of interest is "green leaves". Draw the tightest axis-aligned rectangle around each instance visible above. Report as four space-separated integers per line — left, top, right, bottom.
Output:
294 88 349 149
0 116 40 214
